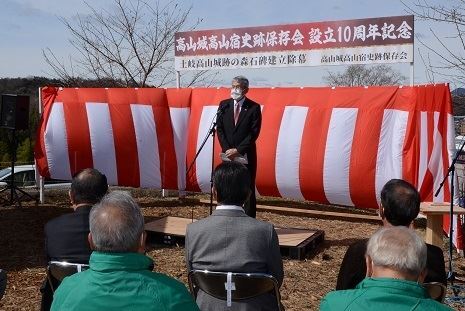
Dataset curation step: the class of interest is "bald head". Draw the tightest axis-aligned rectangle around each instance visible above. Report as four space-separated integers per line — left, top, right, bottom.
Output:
89 191 144 253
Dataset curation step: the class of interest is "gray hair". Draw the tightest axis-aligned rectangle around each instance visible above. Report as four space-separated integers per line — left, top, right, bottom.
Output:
366 226 426 277
89 191 144 252
232 76 249 89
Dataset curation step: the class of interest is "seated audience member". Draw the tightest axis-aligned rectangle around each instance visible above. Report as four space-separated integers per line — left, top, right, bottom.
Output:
321 226 453 310
336 179 446 290
186 161 284 311
51 191 199 311
41 168 108 310
0 269 6 299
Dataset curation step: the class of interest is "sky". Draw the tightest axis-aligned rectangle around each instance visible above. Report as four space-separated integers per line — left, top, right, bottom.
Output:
0 0 462 87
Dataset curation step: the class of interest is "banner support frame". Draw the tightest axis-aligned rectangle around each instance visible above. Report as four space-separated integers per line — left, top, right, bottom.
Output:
36 87 45 204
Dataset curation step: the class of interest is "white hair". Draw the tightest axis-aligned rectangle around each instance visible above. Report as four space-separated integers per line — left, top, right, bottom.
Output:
89 191 144 252
366 226 426 277
233 76 249 88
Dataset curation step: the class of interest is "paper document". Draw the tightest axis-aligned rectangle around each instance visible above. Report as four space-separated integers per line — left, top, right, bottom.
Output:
220 153 248 165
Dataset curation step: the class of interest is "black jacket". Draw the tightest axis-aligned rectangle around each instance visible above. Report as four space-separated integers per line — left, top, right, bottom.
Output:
216 97 262 161
44 204 93 263
336 238 447 290
41 205 93 311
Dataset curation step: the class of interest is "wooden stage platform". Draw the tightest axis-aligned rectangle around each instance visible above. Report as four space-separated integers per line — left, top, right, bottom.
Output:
145 216 324 260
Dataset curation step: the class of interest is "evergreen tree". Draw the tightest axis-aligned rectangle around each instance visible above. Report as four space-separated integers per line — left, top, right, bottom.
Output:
16 137 33 164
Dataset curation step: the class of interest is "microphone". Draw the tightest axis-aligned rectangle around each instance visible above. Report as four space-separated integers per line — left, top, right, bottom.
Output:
217 103 228 115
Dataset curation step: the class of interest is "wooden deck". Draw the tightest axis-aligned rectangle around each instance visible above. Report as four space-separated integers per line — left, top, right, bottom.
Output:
145 216 324 260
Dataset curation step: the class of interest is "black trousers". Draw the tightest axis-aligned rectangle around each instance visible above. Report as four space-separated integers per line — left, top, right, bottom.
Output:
40 276 56 311
244 162 257 218
244 187 256 218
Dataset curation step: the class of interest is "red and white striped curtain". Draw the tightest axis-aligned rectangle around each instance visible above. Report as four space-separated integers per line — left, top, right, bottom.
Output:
35 85 462 248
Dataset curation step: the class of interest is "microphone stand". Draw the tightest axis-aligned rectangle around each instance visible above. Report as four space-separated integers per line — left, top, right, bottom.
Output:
186 107 224 216
435 137 465 290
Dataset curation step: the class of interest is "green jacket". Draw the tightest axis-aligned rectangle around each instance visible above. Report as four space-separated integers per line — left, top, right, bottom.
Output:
51 252 199 311
320 277 452 311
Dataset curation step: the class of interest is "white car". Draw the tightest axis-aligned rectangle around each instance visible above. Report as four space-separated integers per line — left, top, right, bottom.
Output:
0 165 71 189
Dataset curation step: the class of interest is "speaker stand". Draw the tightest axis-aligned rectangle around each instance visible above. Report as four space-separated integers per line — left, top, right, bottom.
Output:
0 129 37 207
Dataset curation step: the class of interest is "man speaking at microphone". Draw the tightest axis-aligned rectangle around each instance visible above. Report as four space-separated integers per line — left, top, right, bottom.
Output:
216 76 262 218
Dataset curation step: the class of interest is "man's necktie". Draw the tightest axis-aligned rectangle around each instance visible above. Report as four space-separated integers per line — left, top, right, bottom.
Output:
234 103 240 125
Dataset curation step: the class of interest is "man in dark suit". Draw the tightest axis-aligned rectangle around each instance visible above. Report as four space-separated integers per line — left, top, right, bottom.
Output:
186 162 283 311
216 76 262 218
40 168 108 310
336 179 447 290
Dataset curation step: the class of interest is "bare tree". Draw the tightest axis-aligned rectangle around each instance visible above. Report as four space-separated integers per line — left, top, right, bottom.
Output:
403 0 465 85
324 64 407 87
43 0 216 87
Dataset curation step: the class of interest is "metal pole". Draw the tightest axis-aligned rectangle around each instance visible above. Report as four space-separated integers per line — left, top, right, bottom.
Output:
175 70 187 198
37 87 44 204
176 71 181 89
209 126 216 215
10 129 15 203
448 166 456 285
409 62 414 86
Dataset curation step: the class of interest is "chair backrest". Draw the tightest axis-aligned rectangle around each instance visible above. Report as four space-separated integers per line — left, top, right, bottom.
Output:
188 270 282 310
423 282 447 303
47 261 89 293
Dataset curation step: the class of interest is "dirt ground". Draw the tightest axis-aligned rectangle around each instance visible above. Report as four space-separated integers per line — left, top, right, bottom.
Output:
0 188 465 310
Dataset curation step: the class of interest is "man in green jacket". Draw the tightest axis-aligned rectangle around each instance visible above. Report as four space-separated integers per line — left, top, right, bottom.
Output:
320 226 452 311
51 191 199 311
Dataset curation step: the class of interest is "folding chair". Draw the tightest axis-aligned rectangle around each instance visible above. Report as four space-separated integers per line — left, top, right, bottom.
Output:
46 261 89 293
423 282 447 303
188 270 283 310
